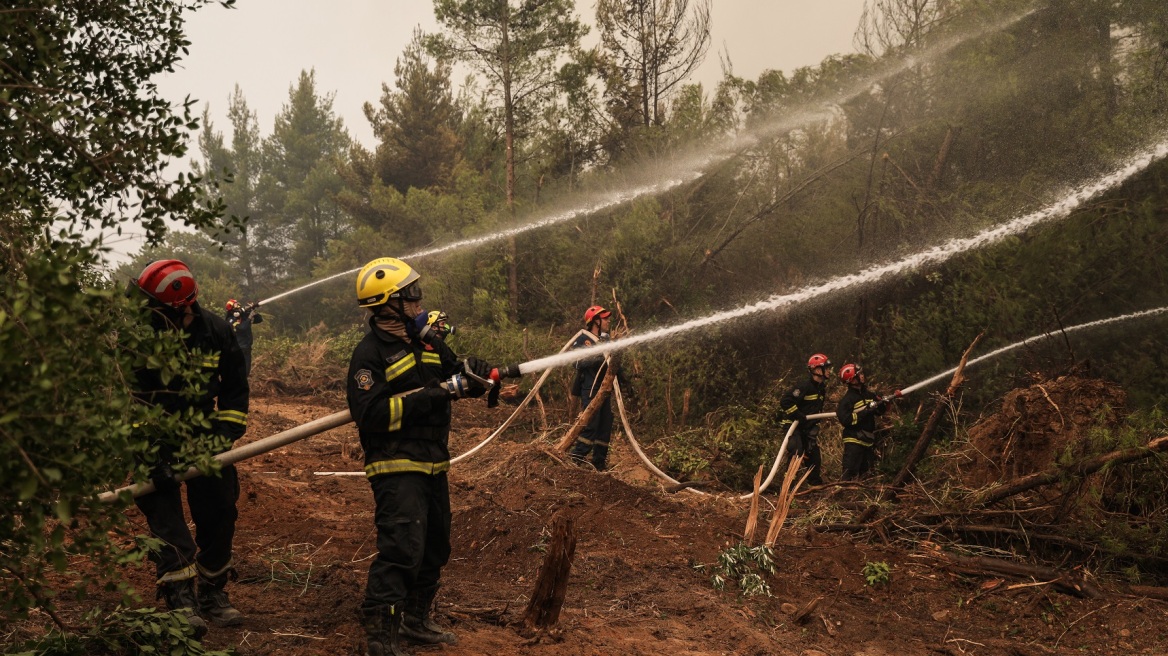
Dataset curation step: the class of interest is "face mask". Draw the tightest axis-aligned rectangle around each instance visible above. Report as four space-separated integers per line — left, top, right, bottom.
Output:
412 311 434 343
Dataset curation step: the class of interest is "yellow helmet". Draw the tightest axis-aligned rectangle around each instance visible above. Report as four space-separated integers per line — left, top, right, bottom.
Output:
355 257 421 308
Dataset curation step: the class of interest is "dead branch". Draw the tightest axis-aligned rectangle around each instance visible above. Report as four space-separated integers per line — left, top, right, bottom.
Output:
791 595 823 624
936 553 1102 599
969 435 1168 508
854 334 983 525
664 480 711 493
944 524 1097 553
556 364 616 452
701 147 870 266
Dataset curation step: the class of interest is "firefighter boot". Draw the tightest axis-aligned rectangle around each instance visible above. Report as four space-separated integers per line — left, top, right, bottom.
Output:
401 586 458 645
198 572 244 627
159 579 208 639
361 606 409 656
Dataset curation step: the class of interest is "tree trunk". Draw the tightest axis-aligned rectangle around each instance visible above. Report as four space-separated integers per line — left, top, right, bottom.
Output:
502 13 519 320
523 512 577 629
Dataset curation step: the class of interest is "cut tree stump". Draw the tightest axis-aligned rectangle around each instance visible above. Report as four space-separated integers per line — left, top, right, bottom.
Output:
522 512 577 629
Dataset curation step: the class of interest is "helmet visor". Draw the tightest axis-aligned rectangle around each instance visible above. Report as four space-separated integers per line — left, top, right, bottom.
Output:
391 281 423 301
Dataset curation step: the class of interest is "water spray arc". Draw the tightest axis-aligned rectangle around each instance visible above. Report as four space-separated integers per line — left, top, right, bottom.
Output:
257 10 1032 308
104 135 1168 501
516 139 1168 377
898 306 1168 396
101 305 1168 501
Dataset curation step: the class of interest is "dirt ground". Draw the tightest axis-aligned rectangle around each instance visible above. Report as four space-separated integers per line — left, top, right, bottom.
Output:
36 386 1168 655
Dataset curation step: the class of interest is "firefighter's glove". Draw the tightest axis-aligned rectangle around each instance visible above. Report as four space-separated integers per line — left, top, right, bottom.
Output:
150 464 180 494
408 386 452 414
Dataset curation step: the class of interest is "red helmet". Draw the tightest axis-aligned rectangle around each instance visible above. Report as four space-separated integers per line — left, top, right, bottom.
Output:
840 363 864 385
807 353 831 371
583 305 611 325
136 260 198 308
226 299 240 311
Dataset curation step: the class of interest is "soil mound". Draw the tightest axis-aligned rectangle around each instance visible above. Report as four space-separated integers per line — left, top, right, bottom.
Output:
961 375 1126 487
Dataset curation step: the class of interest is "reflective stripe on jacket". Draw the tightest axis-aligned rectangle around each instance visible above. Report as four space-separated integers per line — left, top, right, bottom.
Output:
346 318 460 477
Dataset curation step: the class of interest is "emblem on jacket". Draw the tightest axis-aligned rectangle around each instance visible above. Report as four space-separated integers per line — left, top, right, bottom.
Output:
354 369 374 391
793 389 802 397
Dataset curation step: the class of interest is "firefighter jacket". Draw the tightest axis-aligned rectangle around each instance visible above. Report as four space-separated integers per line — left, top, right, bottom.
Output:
346 318 465 479
836 386 886 447
571 330 610 398
778 376 827 427
226 306 262 349
133 301 250 459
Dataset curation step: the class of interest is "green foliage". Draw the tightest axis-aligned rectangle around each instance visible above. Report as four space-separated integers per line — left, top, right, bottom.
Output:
361 28 462 194
696 542 776 598
862 561 892 587
9 607 235 656
0 0 236 642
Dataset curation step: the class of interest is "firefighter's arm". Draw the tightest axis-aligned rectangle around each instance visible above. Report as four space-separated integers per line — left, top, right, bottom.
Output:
214 331 250 441
779 387 806 423
836 397 858 429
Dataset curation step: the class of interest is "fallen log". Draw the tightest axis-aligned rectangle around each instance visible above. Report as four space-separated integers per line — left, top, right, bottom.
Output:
1126 585 1168 601
969 435 1168 508
938 553 1102 598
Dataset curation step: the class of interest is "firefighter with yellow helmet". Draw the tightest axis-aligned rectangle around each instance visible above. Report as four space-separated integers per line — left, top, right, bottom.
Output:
346 257 494 655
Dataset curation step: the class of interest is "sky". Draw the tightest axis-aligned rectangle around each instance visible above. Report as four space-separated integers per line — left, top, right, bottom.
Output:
116 0 868 264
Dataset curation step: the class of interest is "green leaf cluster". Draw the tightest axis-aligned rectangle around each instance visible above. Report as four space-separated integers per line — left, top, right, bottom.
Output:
1 0 237 644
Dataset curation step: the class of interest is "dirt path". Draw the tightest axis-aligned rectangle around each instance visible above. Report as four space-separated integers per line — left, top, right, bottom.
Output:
70 394 1168 654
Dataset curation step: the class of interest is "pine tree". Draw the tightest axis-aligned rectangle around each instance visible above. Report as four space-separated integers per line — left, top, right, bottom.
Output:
365 28 462 193
429 0 587 319
263 70 351 279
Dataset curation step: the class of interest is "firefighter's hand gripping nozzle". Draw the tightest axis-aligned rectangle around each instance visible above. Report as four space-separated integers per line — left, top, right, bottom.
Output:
439 361 523 407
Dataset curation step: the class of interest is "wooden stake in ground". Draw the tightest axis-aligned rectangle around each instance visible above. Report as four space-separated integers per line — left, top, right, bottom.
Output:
522 512 577 629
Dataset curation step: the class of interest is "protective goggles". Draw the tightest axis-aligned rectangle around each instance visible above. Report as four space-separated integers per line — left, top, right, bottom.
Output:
390 281 423 301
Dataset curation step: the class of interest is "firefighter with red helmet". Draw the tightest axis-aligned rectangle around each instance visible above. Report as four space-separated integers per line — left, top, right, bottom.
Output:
347 257 495 655
777 354 832 485
568 305 616 471
225 299 263 374
835 363 889 480
130 260 250 637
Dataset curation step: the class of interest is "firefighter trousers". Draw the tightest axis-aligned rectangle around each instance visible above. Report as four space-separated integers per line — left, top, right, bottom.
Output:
570 391 614 471
363 472 451 612
134 464 240 584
